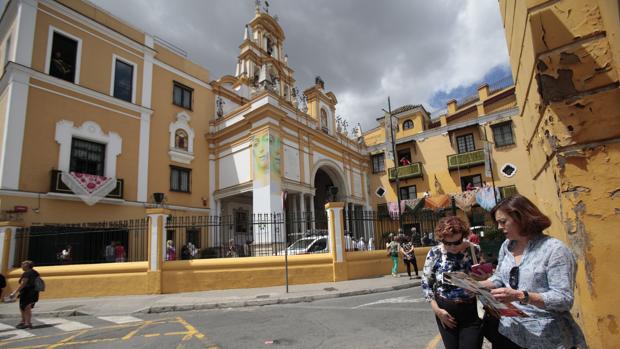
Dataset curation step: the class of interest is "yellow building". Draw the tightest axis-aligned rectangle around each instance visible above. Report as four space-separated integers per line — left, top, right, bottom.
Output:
498 1 620 347
363 80 531 228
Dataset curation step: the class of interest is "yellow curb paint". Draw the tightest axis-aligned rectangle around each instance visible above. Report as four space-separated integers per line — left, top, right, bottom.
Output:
425 334 441 349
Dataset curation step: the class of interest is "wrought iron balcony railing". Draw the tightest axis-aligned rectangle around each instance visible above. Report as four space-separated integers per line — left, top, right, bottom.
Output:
50 170 124 199
447 149 485 170
388 162 423 181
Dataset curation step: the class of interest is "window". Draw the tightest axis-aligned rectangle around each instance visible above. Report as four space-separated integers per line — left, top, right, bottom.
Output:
456 133 475 153
397 149 411 166
170 166 191 192
403 120 413 130
3 36 10 67
173 82 193 109
492 122 515 147
69 138 105 176
175 129 188 150
48 31 79 83
371 153 385 173
377 203 389 218
460 174 482 191
112 58 134 102
320 109 328 133
399 185 417 200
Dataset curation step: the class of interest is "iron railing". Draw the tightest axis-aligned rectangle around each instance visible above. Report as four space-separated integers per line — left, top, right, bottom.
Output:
165 212 328 259
447 149 485 170
13 219 147 267
388 162 423 181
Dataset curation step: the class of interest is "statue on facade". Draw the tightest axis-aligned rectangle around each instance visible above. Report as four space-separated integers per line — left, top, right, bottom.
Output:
216 96 225 118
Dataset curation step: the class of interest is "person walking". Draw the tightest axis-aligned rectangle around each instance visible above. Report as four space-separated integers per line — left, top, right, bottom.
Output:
422 216 483 349
386 235 400 277
166 240 176 261
104 241 115 262
9 260 40 329
478 194 587 349
114 241 126 262
400 236 420 279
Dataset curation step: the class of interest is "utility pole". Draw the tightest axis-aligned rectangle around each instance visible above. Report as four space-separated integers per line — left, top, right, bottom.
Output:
384 97 403 233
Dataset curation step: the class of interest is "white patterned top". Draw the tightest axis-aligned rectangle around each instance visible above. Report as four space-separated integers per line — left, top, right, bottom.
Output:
488 235 587 349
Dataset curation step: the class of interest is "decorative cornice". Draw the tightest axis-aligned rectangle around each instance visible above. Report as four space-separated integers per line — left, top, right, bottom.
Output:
2 62 153 116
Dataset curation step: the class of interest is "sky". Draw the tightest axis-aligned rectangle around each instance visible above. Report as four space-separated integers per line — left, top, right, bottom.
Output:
24 0 513 133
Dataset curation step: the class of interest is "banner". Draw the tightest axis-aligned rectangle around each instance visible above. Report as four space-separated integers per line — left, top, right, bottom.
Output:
61 172 117 206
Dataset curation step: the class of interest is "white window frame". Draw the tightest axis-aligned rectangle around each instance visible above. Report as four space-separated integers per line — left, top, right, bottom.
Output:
168 111 195 164
109 54 137 103
55 120 122 178
44 25 83 84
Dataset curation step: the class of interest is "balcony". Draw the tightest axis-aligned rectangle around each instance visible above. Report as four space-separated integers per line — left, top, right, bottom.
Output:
388 162 423 181
447 149 485 170
50 170 124 199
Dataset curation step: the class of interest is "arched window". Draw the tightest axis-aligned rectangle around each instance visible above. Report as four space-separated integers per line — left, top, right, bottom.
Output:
403 119 414 130
175 129 188 150
320 109 328 133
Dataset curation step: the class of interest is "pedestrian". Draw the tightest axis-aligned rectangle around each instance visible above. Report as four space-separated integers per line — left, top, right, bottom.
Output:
400 236 420 279
57 244 72 264
166 240 176 261
9 260 40 329
104 241 115 262
357 237 367 251
478 194 587 349
114 241 126 262
225 239 238 257
386 234 400 277
422 216 483 349
368 237 375 251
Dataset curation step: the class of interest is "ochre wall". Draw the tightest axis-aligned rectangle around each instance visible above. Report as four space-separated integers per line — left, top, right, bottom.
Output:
499 1 620 347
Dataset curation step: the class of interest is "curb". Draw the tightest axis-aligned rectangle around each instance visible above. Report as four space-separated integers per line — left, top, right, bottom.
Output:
136 281 422 315
0 280 422 319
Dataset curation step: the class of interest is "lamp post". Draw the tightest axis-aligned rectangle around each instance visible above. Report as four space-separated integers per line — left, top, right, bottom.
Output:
383 97 403 233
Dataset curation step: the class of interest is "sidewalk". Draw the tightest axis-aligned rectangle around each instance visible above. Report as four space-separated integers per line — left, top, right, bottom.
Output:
0 275 422 319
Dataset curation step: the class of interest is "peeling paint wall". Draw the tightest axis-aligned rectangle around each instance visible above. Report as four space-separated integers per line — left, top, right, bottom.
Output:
499 0 620 347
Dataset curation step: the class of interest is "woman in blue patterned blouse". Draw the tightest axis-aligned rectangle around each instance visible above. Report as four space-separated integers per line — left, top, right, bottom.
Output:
479 194 587 349
422 216 483 349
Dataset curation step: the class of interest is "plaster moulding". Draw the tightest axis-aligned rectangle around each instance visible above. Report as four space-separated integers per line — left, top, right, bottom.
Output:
55 120 122 178
169 111 195 164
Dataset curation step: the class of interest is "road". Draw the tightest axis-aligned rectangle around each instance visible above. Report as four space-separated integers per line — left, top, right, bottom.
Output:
0 287 450 349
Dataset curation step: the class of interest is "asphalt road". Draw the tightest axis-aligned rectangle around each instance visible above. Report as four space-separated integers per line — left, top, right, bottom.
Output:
0 287 448 349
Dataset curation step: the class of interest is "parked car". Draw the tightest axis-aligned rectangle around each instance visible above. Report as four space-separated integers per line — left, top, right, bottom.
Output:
283 236 328 255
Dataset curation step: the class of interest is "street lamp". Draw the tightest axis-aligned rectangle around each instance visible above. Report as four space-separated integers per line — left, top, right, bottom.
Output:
382 97 403 233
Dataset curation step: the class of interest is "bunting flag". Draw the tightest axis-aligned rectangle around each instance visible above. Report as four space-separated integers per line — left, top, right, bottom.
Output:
424 194 451 210
404 198 424 213
453 190 478 214
61 171 117 206
476 185 501 211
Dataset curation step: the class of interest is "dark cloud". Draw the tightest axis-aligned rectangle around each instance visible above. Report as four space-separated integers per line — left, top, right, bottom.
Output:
87 0 511 131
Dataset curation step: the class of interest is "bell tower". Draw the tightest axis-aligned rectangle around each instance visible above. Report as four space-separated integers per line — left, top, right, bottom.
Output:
234 2 296 103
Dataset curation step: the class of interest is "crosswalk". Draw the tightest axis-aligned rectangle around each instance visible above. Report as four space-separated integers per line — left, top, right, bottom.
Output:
0 315 144 341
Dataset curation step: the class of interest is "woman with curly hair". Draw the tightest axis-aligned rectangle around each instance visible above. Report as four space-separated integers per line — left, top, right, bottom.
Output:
422 216 483 349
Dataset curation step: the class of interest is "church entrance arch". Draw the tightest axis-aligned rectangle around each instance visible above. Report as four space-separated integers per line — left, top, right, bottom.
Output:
311 161 347 230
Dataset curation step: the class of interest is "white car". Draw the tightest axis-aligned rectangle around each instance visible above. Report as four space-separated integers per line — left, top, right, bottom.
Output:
283 236 328 255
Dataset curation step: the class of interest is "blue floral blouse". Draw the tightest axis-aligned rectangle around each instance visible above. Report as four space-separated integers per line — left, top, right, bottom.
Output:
488 235 587 349
422 242 481 302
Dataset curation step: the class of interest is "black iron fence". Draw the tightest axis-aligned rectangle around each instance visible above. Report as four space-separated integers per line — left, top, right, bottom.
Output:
13 219 148 267
345 208 447 250
165 212 328 259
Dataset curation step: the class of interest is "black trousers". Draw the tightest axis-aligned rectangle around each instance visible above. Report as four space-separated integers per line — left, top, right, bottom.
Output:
482 313 525 349
402 257 418 276
435 297 482 349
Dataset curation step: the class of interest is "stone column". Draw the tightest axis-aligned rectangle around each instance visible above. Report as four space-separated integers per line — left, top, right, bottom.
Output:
326 202 347 281
145 208 169 294
299 193 306 234
310 194 316 231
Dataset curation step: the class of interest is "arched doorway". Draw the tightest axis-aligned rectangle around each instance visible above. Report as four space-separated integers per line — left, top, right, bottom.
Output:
312 164 346 230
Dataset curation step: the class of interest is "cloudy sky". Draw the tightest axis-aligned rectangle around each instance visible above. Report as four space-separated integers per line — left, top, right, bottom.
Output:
77 1 511 131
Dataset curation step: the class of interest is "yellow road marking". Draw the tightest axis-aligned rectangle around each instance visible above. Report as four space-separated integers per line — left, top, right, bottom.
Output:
143 333 161 338
45 329 89 349
164 331 189 336
425 334 442 349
